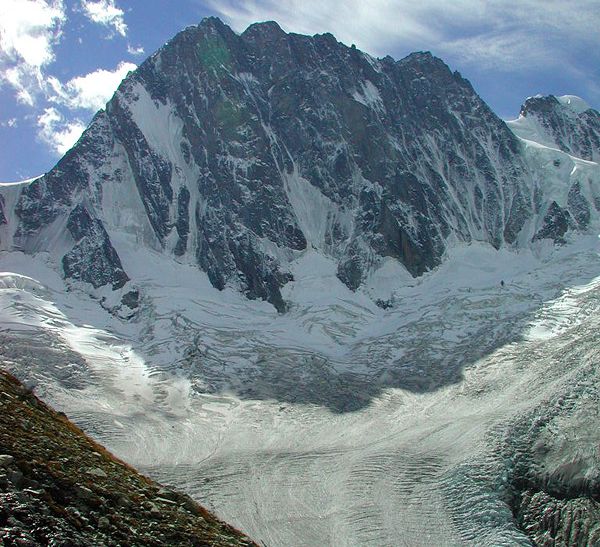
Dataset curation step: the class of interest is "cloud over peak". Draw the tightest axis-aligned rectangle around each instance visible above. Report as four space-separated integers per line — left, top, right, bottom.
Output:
209 0 600 101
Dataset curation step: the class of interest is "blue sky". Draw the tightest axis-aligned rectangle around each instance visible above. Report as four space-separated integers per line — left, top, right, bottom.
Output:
1 0 599 181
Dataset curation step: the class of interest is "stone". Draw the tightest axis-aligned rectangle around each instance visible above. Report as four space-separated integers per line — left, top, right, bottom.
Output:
157 487 179 501
76 485 95 500
8 469 24 489
86 467 108 479
0 454 14 467
146 501 162 518
155 496 177 505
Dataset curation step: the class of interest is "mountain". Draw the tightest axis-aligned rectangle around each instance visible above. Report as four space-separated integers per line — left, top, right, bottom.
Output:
0 369 257 546
2 17 599 313
1 17 600 547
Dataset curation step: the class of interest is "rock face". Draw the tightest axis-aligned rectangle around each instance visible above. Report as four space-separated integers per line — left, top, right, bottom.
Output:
1 18 599 310
62 204 129 290
0 369 257 546
0 196 6 227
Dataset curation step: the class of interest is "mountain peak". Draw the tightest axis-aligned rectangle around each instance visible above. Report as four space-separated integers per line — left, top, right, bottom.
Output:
198 15 228 30
513 93 600 161
521 94 594 117
402 50 434 61
399 50 446 67
556 94 592 114
3 20 600 311
242 20 286 37
397 50 463 88
520 94 560 116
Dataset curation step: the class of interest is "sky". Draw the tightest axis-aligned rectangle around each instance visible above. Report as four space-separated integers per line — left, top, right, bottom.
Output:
1 0 599 182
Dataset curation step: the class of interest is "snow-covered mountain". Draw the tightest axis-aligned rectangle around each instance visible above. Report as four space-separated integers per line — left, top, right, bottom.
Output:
2 17 599 314
508 94 600 162
1 17 600 546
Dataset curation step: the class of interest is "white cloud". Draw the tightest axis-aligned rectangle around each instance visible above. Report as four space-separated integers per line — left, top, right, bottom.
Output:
38 59 135 157
208 0 600 73
37 107 86 155
0 0 65 105
0 0 64 66
127 44 145 56
438 2 599 72
50 61 136 111
80 0 127 37
0 0 134 157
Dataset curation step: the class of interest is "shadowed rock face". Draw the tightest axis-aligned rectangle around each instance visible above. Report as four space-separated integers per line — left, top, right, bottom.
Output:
0 196 6 226
0 196 6 250
62 204 129 290
532 201 572 244
4 17 540 310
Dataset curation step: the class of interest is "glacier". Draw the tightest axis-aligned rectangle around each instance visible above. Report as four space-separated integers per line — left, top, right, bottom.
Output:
1 231 599 545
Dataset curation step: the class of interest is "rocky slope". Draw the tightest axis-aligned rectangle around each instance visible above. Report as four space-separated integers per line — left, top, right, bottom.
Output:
2 18 599 313
0 369 257 546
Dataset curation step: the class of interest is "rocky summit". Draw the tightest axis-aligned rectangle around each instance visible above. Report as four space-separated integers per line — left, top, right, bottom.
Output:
0 369 257 546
